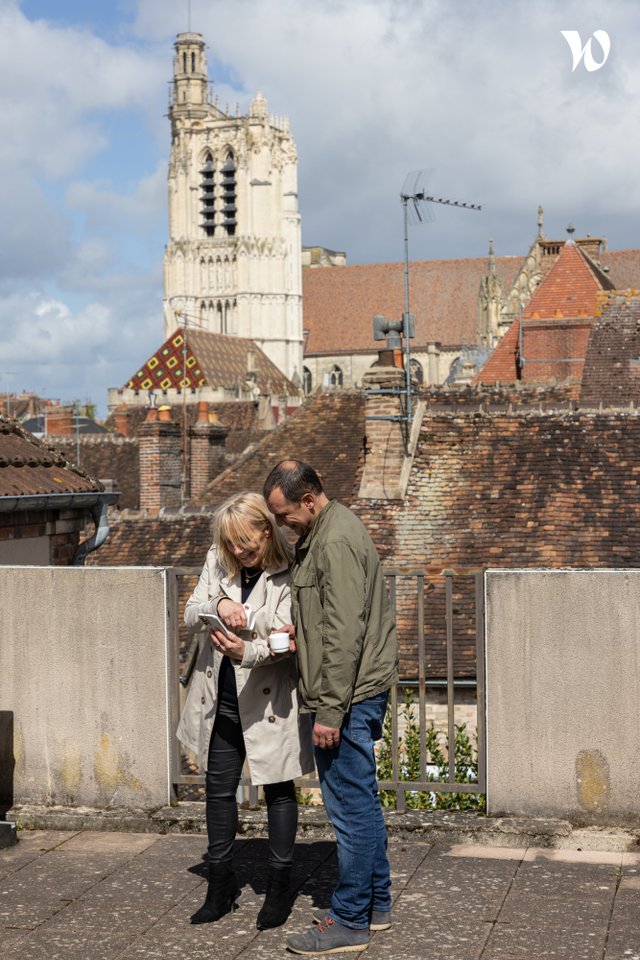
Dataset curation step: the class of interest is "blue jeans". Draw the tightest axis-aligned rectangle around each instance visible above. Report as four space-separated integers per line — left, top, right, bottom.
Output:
314 692 391 929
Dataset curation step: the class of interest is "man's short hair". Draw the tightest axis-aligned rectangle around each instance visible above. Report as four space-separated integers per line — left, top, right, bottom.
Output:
263 459 324 503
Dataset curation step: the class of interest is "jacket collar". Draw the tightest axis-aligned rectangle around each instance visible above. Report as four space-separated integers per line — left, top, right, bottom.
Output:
296 499 337 555
218 558 289 607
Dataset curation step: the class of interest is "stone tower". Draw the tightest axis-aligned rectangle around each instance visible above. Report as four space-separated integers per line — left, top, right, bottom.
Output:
163 32 303 385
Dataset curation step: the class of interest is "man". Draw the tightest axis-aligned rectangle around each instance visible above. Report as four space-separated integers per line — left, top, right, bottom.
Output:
264 459 399 955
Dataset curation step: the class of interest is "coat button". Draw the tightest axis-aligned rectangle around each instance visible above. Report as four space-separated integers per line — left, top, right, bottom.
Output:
268 715 276 723
207 670 213 678
201 696 206 704
252 631 258 639
263 688 270 695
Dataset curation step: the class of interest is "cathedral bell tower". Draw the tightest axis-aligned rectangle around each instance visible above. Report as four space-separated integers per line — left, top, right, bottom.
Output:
163 32 303 386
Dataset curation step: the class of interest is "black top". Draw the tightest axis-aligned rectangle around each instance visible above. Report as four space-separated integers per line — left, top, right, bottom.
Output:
217 567 263 706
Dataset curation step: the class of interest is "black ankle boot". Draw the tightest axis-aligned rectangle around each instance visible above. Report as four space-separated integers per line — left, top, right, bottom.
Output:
256 865 292 930
191 861 240 924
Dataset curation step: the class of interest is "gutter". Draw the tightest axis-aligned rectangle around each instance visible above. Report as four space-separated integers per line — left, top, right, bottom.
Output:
0 491 120 565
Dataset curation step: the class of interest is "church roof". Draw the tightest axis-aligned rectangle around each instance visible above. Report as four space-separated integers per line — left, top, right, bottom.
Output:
524 242 614 320
302 255 522 355
126 328 298 397
475 243 614 387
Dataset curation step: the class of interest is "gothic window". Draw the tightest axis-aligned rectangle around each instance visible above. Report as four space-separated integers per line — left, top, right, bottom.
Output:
191 52 196 72
410 358 424 385
328 365 343 387
220 152 237 237
200 152 215 237
303 367 313 396
182 52 187 72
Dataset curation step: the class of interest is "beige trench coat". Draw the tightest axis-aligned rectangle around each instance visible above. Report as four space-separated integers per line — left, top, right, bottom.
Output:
176 546 314 785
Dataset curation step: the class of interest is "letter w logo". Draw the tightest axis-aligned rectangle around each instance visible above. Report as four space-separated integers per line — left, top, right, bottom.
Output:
561 30 611 72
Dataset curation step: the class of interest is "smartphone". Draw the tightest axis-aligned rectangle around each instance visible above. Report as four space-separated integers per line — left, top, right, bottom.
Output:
199 613 232 636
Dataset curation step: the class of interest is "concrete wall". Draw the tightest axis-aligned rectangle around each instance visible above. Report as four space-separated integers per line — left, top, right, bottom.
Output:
486 570 640 825
0 566 173 809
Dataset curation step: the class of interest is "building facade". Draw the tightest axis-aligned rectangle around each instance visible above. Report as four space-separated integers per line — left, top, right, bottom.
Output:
163 32 303 386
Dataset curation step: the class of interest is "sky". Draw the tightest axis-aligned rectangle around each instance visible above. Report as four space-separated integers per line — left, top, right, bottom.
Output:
1 0 638 415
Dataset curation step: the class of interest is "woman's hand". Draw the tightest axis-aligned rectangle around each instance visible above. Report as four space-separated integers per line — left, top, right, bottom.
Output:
210 627 245 662
216 598 248 631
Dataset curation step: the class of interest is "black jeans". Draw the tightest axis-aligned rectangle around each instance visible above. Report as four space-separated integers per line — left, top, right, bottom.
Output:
206 697 298 868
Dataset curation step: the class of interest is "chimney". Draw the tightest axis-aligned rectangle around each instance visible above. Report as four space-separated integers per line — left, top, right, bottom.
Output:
189 401 229 500
45 405 74 436
114 403 130 437
139 405 181 515
358 360 423 500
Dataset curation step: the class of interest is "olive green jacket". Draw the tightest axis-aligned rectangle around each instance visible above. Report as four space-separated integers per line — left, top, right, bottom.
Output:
290 499 399 728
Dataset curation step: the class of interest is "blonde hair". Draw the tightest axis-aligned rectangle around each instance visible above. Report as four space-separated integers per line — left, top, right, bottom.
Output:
213 491 293 577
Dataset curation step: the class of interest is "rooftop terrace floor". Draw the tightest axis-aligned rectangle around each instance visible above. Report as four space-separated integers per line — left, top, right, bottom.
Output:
1 830 638 958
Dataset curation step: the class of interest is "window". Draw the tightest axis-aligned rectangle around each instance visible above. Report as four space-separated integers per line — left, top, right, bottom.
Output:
303 367 313 396
329 365 343 387
200 153 215 237
220 153 237 237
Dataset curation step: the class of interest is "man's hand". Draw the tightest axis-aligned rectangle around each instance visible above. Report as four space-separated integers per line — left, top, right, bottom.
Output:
278 622 297 654
313 722 340 750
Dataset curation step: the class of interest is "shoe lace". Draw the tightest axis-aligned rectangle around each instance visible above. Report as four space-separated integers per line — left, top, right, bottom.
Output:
317 918 335 934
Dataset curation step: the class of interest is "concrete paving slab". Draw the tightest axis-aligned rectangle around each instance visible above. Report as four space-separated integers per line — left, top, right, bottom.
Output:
3 832 639 960
56 832 161 855
522 847 623 865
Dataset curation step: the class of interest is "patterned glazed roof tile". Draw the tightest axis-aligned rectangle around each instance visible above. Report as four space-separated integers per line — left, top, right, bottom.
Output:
125 328 298 397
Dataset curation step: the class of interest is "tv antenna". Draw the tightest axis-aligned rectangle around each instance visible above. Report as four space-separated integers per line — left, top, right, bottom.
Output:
404 170 482 422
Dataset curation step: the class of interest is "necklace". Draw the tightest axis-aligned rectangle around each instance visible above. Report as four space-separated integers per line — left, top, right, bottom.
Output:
242 567 262 584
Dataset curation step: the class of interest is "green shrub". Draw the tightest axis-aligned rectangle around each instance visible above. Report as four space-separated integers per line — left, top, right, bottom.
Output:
376 690 486 811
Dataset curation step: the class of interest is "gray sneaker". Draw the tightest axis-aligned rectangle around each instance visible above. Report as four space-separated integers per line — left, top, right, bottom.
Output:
312 909 391 932
287 917 369 954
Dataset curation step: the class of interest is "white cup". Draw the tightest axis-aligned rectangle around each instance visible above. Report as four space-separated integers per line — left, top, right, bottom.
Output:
269 632 290 653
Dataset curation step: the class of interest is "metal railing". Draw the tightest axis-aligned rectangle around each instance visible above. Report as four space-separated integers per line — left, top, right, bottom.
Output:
167 567 486 808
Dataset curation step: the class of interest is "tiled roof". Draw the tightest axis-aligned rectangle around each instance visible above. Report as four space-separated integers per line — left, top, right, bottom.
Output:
523 243 613 320
353 408 640 678
0 415 104 498
51 436 139 510
302 255 522 354
476 244 611 387
125 328 298 397
600 249 640 289
580 293 640 406
197 391 366 507
87 513 213 568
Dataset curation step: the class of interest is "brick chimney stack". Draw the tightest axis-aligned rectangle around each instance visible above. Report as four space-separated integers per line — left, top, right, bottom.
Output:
114 403 130 437
358 359 424 500
189 401 229 500
139 404 181 515
45 405 74 436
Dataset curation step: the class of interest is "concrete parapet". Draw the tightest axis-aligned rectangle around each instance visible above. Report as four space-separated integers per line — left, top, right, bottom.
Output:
486 569 640 826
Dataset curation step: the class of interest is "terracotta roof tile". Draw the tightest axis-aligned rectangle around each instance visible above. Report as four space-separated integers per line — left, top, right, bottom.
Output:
0 416 104 498
197 392 366 507
302 255 522 354
580 293 640 406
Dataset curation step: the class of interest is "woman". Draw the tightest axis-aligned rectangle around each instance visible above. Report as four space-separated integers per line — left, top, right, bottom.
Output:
177 491 313 930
